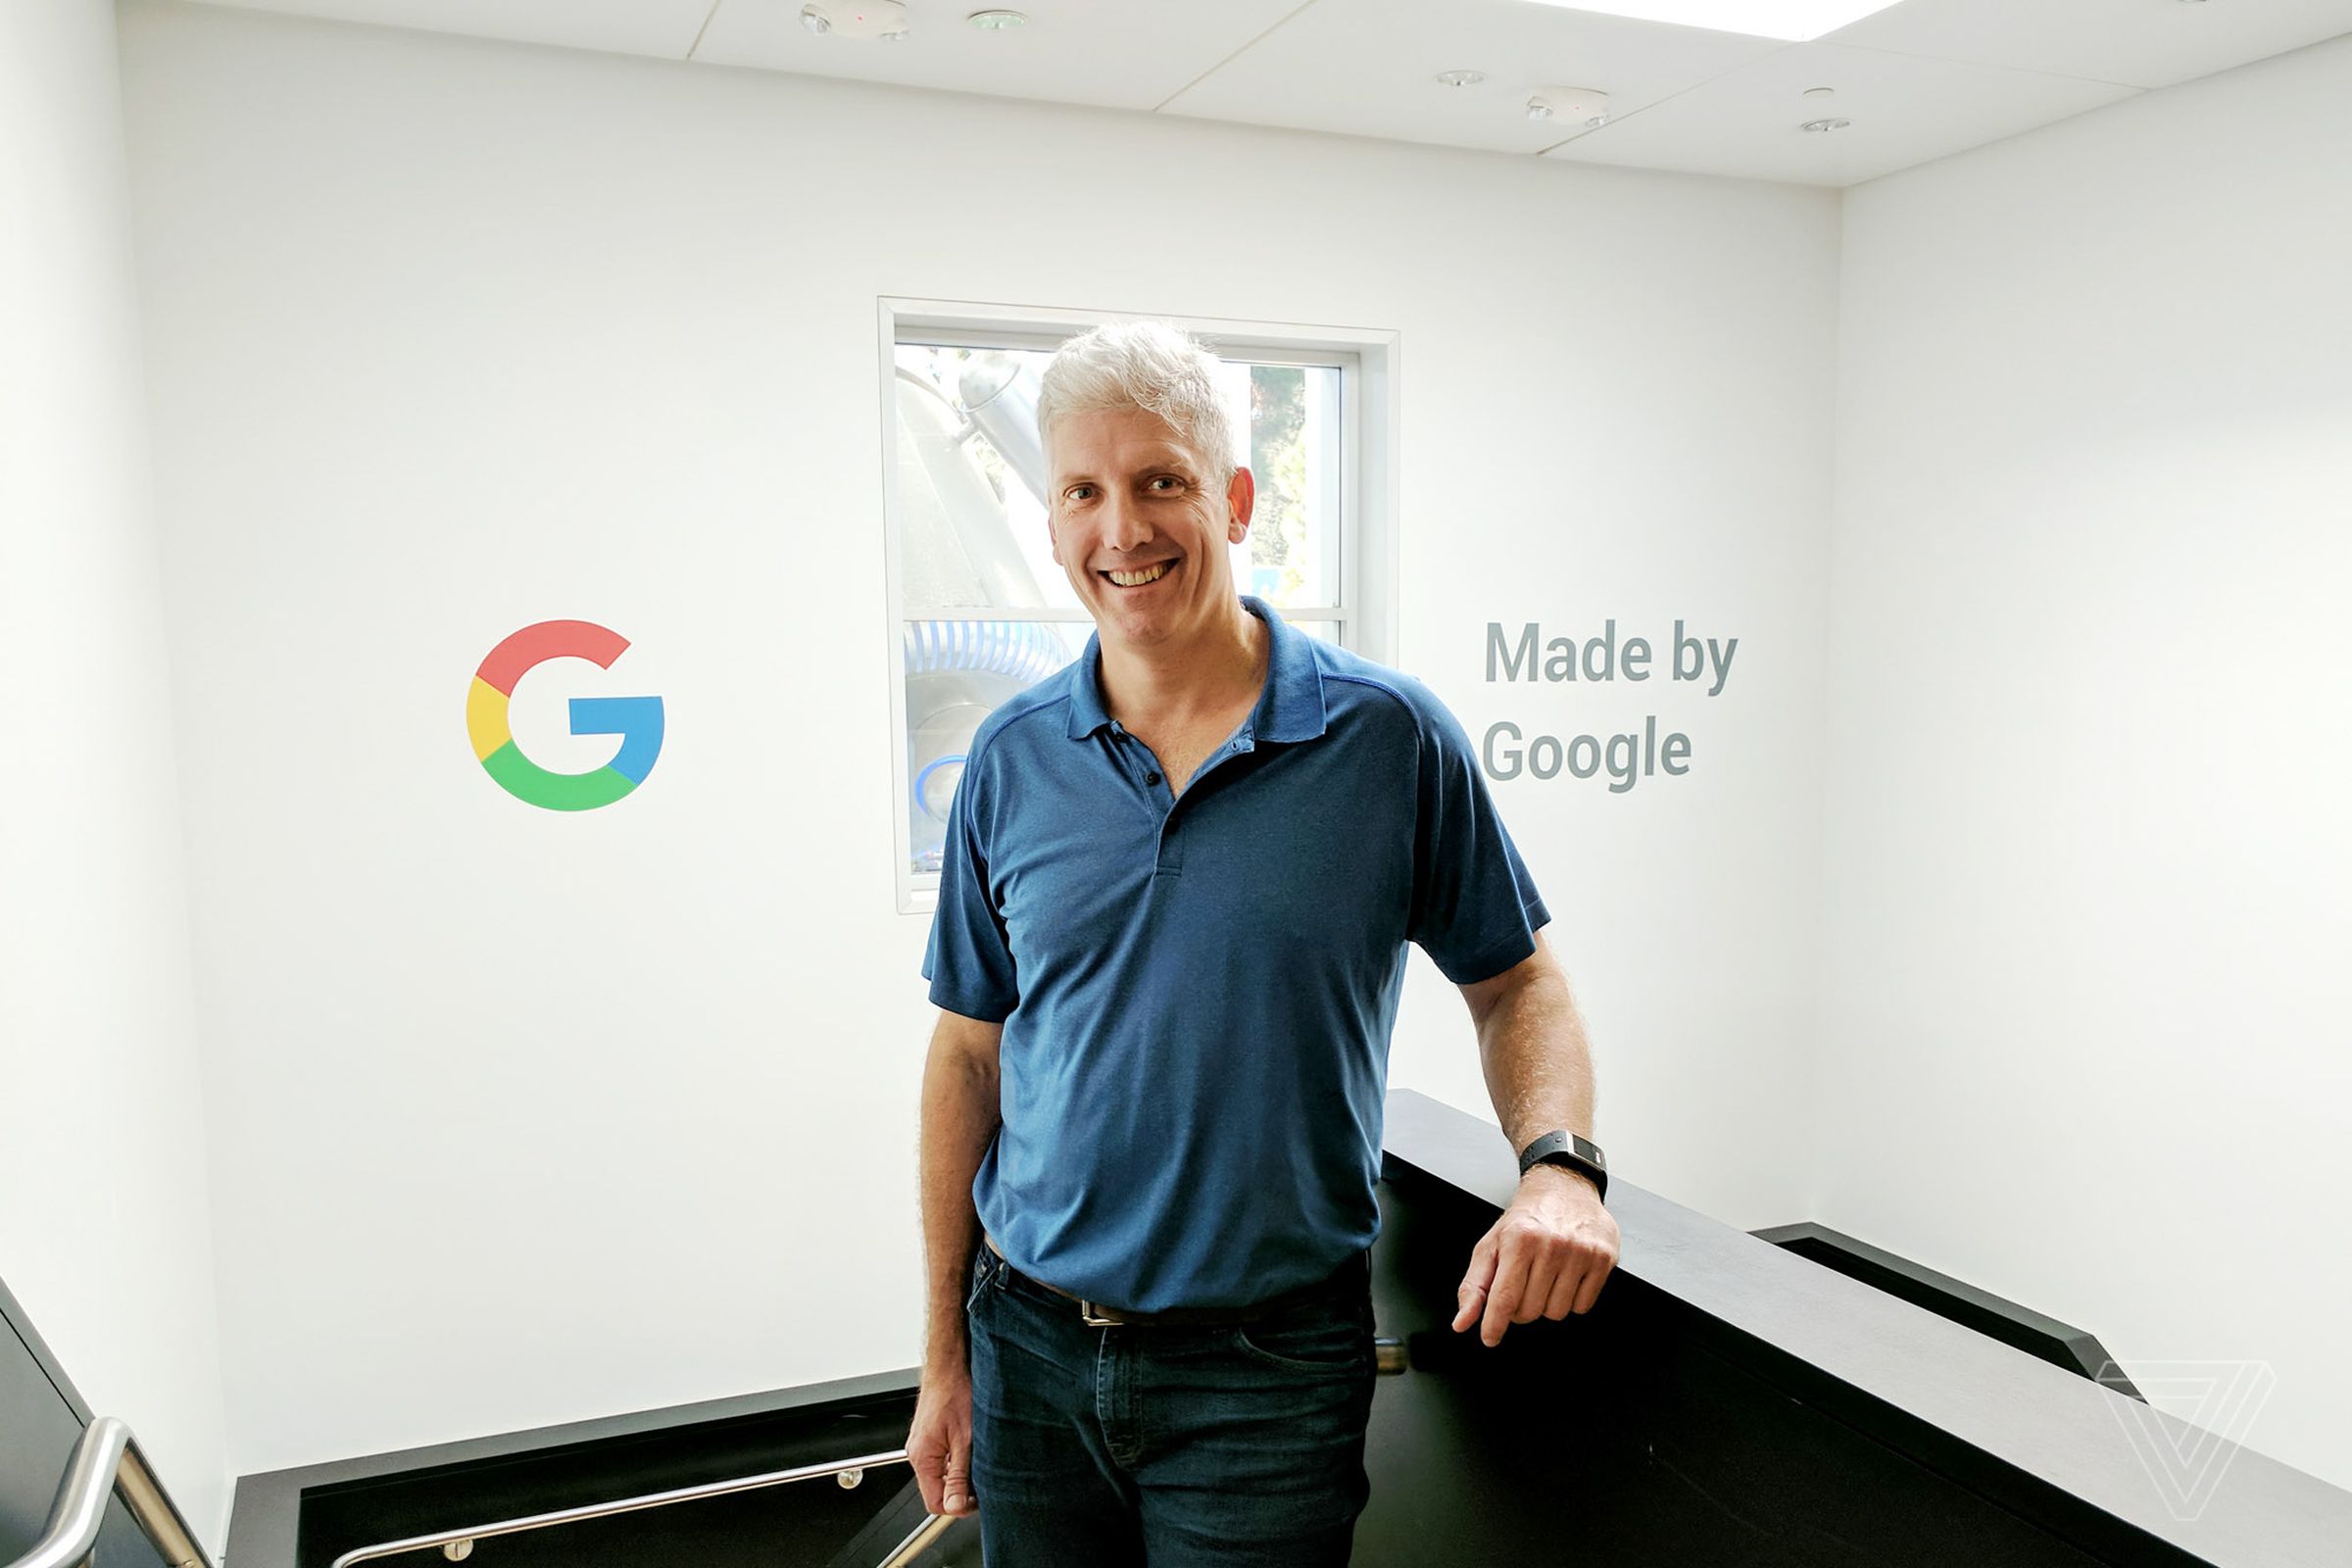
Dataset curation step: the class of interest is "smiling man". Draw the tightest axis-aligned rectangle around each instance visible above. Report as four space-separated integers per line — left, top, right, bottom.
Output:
908 320 1616 1566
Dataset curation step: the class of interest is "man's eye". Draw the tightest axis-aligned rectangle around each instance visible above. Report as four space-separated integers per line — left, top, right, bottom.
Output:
1067 485 1096 501
1150 476 1183 491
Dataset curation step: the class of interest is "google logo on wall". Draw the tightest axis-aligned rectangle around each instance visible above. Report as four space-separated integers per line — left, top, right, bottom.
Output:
467 620 664 810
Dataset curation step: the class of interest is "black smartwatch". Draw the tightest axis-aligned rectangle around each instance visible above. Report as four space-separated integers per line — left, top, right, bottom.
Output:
1517 1129 1608 1202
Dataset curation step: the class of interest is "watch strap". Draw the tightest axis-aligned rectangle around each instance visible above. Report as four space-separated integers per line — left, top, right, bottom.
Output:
1517 1129 1608 1201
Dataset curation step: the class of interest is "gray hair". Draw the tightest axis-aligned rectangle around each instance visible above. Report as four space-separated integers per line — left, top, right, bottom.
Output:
1036 319 1238 483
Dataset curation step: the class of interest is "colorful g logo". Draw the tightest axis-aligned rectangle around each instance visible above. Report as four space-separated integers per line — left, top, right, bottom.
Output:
467 620 664 810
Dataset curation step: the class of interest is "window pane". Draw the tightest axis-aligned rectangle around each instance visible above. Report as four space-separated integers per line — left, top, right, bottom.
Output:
1241 364 1342 609
893 343 1343 615
894 344 1076 612
905 619 1088 875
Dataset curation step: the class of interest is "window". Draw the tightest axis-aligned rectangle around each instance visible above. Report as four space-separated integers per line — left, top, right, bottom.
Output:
879 302 1395 911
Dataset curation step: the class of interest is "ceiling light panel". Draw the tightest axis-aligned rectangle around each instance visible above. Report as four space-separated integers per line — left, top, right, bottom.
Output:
1515 1 1907 43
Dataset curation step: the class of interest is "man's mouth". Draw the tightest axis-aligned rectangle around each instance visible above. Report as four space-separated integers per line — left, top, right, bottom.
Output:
1101 561 1173 589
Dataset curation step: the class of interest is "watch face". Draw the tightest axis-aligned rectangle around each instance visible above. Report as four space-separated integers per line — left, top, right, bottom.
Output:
1575 1135 1606 1168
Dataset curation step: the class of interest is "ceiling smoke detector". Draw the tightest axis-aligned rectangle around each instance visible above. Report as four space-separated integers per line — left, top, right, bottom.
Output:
800 2 910 41
1529 85 1612 130
967 8 1027 27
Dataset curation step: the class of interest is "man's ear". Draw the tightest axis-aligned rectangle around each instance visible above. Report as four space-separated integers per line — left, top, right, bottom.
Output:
1226 465 1256 543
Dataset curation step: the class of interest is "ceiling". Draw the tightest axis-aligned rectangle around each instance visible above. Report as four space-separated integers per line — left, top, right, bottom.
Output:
181 0 2352 186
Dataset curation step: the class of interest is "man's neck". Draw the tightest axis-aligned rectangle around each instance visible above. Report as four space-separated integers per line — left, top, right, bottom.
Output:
1098 599 1268 729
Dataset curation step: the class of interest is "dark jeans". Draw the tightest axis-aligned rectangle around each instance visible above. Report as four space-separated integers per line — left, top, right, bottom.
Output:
962 1244 1378 1567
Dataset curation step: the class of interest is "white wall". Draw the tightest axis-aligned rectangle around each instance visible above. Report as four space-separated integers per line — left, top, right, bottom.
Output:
0 0 232 1555
115 0 1838 1476
1823 34 2352 1492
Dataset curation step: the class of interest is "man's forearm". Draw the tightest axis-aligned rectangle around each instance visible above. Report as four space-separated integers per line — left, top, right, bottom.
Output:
1453 944 1621 1344
919 1022 1002 1371
1474 956 1597 1173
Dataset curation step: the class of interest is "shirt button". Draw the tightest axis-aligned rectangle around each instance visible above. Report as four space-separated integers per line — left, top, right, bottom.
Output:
1144 770 1162 786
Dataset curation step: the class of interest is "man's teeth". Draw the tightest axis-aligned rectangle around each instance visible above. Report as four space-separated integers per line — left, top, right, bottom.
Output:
1106 562 1170 587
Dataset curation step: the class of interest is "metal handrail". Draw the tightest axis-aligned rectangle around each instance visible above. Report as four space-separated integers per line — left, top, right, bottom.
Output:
878 1511 957 1566
5 1416 206 1568
327 1446 931 1568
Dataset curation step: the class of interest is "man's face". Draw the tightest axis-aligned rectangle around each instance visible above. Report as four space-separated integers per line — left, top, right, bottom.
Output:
1045 405 1255 656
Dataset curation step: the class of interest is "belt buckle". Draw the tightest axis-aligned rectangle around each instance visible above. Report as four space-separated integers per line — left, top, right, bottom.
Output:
1080 1299 1123 1328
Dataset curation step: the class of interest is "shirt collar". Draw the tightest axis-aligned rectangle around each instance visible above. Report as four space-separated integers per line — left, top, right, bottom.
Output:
1064 594 1328 744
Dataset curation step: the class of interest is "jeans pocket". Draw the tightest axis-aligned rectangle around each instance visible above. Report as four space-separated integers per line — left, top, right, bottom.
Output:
1229 1298 1369 1375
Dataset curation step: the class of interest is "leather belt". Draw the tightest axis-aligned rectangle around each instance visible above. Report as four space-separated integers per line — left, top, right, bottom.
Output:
984 1233 1359 1329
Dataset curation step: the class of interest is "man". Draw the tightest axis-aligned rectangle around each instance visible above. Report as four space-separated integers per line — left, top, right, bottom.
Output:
909 320 1616 1565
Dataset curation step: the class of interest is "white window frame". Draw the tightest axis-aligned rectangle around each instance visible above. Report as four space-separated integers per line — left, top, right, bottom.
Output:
878 297 1399 914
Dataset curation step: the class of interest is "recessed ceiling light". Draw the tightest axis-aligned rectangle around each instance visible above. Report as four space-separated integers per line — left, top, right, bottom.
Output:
1800 118 1852 132
967 9 1026 28
1435 69 1487 88
1517 1 1906 43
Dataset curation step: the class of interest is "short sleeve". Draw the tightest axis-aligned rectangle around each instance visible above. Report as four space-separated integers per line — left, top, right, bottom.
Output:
921 761 1020 1022
1406 692 1550 986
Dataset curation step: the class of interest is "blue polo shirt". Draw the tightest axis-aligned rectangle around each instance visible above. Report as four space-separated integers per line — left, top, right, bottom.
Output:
923 595 1548 1310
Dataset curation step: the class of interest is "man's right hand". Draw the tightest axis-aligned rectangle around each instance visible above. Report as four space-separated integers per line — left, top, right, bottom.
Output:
908 1363 977 1518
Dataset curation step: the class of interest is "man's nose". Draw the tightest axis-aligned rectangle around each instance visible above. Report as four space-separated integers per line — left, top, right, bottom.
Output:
1100 489 1153 552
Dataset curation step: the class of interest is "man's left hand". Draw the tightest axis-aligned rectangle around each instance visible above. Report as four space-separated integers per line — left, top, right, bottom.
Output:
1451 1165 1621 1347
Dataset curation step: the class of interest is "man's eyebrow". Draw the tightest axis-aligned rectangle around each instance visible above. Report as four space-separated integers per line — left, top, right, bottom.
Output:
1119 447 1205 473
1052 449 1204 484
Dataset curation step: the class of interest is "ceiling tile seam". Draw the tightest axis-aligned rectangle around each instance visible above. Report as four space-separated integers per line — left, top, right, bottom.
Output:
1814 39 2158 92
1532 41 1798 158
686 0 725 61
1150 0 1331 116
